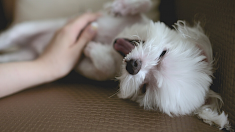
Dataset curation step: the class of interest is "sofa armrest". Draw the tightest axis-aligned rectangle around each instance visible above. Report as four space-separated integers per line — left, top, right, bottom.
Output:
174 0 235 127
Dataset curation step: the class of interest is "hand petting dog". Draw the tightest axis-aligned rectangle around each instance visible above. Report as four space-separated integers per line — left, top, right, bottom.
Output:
0 13 99 98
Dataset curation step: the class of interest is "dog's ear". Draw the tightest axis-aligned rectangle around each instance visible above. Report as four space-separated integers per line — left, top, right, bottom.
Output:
196 44 209 62
173 20 213 63
196 90 230 130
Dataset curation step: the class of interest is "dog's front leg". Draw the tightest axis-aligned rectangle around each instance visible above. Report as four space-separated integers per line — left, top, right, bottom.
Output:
0 19 67 62
0 19 67 51
0 47 38 62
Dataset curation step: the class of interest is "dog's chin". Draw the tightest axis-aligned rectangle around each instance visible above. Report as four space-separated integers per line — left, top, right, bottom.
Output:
113 38 138 57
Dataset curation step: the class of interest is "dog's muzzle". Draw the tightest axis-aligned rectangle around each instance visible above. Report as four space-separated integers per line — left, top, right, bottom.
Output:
113 38 142 75
125 59 142 75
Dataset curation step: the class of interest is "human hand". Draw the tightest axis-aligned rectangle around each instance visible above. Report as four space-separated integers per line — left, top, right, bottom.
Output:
36 13 100 79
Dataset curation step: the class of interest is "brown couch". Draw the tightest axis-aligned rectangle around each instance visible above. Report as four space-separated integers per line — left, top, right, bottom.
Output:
0 0 234 131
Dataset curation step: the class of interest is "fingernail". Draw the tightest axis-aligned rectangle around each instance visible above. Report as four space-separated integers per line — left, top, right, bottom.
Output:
91 22 98 29
88 22 98 34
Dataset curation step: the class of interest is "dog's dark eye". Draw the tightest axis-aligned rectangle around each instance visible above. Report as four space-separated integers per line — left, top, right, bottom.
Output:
159 50 167 58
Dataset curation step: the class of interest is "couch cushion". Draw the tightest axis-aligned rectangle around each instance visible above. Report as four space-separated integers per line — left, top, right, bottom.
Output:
0 73 221 132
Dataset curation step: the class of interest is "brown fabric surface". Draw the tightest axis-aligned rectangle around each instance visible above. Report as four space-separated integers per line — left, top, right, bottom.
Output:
0 77 221 132
174 0 235 128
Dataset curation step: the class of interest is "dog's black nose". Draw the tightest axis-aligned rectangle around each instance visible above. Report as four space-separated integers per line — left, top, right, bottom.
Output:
126 59 142 75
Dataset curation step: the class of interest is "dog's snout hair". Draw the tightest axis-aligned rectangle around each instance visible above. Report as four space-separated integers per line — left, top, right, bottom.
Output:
125 59 142 75
116 21 231 130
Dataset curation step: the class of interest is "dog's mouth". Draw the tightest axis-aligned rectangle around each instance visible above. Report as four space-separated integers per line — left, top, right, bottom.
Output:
113 38 143 57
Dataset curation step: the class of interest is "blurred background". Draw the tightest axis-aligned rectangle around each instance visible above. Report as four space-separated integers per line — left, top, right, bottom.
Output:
0 0 173 30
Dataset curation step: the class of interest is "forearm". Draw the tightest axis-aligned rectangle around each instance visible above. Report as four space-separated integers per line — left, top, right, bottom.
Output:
0 13 99 98
0 60 59 98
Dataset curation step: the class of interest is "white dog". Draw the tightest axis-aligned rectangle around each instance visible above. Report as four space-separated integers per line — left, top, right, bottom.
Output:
115 20 231 130
0 0 231 130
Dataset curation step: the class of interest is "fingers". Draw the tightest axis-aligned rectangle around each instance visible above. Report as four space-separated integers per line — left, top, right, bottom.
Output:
70 13 101 27
74 24 98 50
70 24 98 66
65 13 101 39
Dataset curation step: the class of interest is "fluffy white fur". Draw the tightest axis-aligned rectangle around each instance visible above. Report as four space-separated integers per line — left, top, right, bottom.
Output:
0 0 151 81
0 0 231 130
116 21 231 130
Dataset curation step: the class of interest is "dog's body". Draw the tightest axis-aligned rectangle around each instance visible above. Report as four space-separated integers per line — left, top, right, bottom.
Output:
0 0 151 81
0 0 231 130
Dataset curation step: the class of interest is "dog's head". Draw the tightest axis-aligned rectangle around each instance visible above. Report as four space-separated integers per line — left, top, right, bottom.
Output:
113 21 213 116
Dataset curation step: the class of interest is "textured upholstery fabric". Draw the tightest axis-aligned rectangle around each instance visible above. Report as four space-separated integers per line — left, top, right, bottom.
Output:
0 73 221 132
174 0 235 127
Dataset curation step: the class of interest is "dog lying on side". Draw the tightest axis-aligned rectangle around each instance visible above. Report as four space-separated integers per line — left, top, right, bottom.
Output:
0 0 231 130
115 20 231 130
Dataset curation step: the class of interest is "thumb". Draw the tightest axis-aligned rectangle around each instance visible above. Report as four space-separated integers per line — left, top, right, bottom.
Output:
75 23 98 49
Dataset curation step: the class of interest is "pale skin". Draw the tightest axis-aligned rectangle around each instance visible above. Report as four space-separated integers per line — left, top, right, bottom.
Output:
0 13 100 98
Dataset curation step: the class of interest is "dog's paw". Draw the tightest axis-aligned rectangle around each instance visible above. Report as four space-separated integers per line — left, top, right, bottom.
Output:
109 0 152 16
84 42 100 58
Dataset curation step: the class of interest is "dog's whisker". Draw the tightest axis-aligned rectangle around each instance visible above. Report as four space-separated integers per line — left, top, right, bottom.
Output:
109 89 120 98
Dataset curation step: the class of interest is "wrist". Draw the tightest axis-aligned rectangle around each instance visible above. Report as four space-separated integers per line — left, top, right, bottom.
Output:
34 58 65 82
